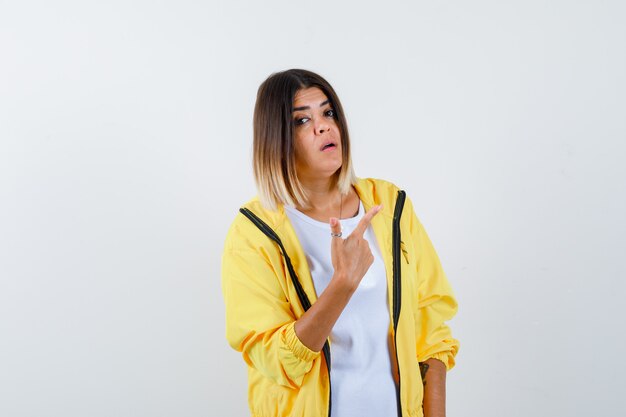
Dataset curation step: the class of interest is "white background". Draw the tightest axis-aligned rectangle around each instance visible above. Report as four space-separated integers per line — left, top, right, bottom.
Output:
1 1 625 416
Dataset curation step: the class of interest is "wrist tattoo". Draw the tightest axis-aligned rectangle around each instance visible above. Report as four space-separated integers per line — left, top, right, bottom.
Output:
419 362 429 386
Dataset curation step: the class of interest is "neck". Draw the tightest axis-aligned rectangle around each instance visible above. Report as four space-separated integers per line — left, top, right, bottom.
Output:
296 174 342 212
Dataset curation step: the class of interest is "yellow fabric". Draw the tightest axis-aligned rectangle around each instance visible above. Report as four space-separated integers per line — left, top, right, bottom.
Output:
221 177 460 417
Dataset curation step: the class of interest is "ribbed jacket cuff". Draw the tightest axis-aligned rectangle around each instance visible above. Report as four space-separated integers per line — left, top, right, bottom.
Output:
282 322 321 362
422 351 456 371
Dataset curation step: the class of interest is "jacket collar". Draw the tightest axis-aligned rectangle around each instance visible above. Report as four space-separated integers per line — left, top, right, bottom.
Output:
241 177 388 226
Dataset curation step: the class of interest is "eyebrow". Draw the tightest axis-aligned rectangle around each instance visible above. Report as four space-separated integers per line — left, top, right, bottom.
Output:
292 99 330 112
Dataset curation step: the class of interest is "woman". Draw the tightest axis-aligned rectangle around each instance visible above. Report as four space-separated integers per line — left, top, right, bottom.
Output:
221 69 459 417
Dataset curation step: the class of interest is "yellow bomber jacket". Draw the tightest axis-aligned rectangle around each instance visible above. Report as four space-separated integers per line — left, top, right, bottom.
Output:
221 178 459 417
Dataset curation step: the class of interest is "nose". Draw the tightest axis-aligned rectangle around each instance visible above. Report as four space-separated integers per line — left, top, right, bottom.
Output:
314 118 330 135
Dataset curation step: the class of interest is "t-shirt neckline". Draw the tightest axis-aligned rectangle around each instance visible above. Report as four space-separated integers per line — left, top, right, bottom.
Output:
284 200 364 230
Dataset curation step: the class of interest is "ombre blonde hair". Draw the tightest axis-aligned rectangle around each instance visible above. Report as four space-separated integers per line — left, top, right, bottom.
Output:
253 69 357 211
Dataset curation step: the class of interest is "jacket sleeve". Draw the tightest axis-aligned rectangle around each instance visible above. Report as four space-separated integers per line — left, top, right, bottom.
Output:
406 196 460 370
221 244 321 388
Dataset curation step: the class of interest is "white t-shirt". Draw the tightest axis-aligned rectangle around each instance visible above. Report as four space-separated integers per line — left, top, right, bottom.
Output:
284 200 398 417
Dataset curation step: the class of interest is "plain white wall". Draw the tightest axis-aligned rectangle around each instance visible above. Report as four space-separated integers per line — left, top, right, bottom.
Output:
1 1 624 416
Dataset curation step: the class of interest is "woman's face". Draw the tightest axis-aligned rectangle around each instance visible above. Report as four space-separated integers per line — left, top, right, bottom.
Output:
292 87 342 182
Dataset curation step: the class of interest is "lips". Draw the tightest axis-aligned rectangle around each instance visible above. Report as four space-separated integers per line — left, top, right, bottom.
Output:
320 141 337 151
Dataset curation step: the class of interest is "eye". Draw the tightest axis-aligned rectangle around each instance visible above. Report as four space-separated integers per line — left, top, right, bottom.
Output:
294 116 310 126
325 109 336 118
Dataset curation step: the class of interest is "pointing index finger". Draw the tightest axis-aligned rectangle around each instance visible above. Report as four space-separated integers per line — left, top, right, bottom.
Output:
351 204 383 238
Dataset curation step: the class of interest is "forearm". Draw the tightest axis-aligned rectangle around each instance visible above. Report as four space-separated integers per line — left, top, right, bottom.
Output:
294 273 353 352
422 358 447 417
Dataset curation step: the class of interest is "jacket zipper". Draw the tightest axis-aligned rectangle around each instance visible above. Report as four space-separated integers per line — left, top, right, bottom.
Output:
392 190 407 417
239 207 333 417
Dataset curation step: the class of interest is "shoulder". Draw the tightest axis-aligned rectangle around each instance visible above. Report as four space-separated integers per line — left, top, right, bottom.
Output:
355 177 421 227
354 177 405 206
222 195 287 253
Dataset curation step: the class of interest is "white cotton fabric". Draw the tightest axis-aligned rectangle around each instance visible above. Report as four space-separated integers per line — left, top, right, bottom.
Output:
284 200 398 417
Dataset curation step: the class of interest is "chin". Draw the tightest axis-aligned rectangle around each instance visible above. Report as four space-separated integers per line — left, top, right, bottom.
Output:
323 163 343 177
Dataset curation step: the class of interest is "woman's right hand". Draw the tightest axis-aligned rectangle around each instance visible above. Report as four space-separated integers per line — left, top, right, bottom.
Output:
329 204 383 293
293 204 384 352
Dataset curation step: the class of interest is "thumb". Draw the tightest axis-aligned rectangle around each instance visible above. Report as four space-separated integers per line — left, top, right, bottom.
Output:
329 217 342 238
